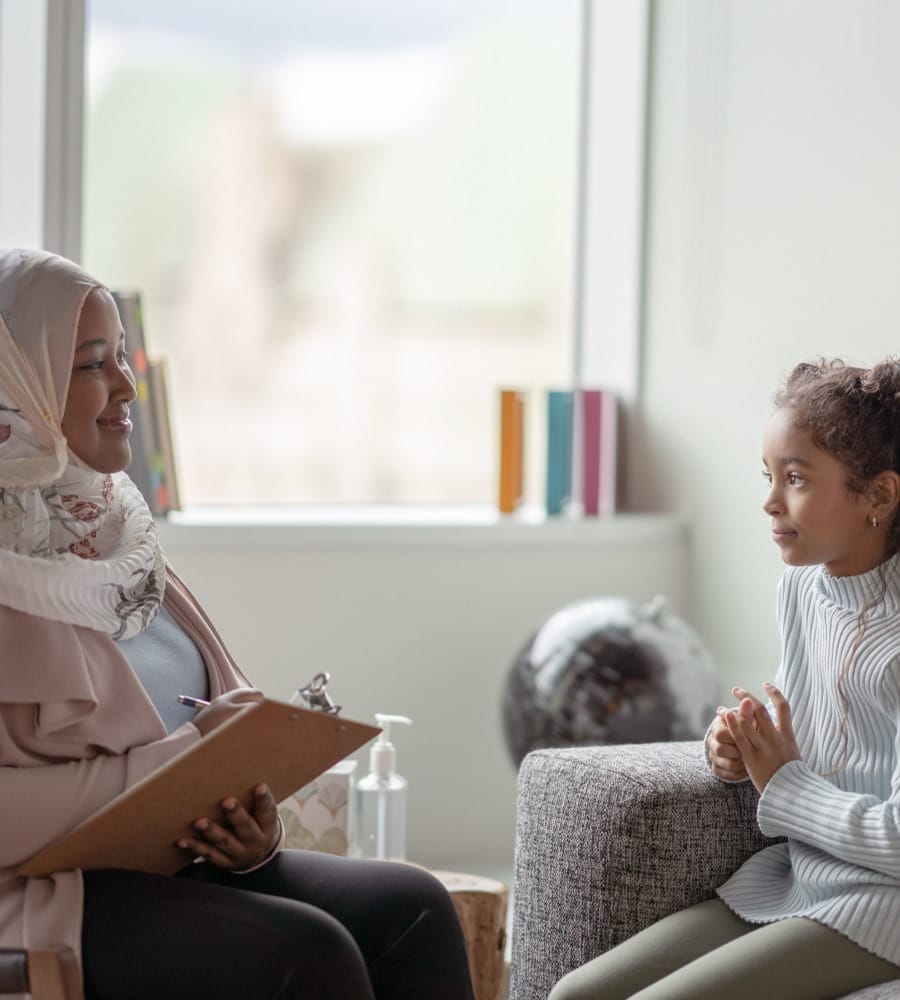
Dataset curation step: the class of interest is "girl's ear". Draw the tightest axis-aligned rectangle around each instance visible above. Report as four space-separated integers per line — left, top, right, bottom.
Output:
868 470 900 521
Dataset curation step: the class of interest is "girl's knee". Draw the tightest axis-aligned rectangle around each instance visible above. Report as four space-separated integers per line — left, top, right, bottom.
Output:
549 968 596 1000
548 954 635 1000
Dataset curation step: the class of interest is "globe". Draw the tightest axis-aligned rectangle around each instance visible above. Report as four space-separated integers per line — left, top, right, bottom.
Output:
502 595 721 767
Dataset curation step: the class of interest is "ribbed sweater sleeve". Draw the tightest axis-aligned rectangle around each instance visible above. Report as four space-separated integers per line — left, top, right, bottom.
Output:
758 759 900 880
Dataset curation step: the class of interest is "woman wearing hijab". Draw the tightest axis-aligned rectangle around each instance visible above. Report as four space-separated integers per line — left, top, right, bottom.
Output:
0 249 474 1000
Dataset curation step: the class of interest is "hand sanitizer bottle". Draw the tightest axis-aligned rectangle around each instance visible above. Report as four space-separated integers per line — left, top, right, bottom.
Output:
356 714 412 861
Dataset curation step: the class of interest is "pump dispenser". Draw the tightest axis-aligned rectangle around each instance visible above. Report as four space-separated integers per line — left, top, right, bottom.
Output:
356 714 412 861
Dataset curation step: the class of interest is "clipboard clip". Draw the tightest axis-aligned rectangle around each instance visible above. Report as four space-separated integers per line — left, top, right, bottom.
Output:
292 672 342 715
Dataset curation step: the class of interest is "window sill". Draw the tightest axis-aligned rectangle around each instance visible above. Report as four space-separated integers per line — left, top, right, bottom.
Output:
156 505 686 549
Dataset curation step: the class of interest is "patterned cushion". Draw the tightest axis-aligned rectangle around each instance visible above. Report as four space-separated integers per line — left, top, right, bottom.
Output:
509 741 900 1000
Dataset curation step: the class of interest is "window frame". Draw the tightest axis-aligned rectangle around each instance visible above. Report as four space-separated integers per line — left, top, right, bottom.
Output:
1 0 649 519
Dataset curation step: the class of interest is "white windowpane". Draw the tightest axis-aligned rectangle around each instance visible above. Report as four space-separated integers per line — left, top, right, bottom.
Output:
83 0 578 505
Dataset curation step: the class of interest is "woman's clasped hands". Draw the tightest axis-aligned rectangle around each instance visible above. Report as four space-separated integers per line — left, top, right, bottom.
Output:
176 783 281 872
706 682 801 794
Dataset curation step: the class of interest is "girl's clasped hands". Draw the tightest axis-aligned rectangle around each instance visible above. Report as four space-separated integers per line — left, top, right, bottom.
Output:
707 682 802 793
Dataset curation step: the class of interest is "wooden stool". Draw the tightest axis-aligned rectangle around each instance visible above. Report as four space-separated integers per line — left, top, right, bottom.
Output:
0 947 83 1000
430 871 509 1000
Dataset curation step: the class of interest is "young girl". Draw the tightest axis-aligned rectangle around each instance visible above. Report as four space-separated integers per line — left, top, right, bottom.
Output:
550 357 900 1000
0 248 474 1000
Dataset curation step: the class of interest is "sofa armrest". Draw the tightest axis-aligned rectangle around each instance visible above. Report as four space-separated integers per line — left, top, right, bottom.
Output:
509 740 772 1000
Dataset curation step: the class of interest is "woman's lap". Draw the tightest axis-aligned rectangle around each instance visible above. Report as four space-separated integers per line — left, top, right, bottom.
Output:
82 849 473 1000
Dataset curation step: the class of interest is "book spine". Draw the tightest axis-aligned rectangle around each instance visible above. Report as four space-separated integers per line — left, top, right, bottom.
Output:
498 389 525 514
545 390 573 516
113 292 170 516
112 292 153 510
599 390 619 516
148 359 181 511
581 389 601 516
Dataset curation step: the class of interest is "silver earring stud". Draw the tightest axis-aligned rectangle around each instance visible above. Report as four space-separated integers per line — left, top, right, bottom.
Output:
871 515 879 528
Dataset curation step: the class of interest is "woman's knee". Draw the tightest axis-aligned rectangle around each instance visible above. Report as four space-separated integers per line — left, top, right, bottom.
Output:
383 864 458 915
345 860 461 939
359 863 474 997
278 909 374 997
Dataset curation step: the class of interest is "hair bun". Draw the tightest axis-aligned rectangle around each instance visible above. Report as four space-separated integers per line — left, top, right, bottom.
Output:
861 357 900 412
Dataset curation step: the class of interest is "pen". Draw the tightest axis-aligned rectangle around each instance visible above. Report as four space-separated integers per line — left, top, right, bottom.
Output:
177 694 210 709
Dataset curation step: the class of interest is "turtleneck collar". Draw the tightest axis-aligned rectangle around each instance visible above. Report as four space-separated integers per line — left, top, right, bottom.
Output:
814 550 900 616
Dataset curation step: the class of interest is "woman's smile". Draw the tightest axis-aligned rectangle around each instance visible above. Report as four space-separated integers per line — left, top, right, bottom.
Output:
97 410 132 433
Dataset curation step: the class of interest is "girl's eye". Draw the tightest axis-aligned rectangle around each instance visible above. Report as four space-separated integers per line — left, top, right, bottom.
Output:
761 469 773 485
787 472 804 486
79 360 104 371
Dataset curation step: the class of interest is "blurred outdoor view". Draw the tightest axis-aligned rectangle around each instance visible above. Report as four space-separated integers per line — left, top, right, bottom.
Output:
83 1 579 506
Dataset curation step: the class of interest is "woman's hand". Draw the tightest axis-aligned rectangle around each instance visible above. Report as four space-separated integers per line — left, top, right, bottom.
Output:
176 783 282 871
720 683 801 794
706 698 754 781
191 688 264 737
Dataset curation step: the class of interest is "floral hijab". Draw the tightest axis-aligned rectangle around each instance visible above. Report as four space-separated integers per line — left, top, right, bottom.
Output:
0 248 163 639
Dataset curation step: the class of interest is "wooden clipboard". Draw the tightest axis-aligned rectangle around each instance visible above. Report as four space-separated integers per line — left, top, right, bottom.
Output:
18 699 380 877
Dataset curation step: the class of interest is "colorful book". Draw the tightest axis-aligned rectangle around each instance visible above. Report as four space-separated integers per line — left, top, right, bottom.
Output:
582 390 602 516
582 389 619 517
148 358 181 511
498 389 525 514
112 291 170 516
545 390 573 516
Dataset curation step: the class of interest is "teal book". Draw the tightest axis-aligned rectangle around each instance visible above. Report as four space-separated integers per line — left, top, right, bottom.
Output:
545 390 573 516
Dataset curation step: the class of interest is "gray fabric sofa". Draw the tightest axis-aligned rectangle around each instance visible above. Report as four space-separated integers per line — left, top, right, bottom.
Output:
509 741 900 1000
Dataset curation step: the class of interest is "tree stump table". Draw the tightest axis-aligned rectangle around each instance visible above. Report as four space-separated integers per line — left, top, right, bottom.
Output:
430 871 509 1000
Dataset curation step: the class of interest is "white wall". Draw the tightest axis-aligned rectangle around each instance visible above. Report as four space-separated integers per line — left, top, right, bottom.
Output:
630 0 900 693
22 0 897 875
158 515 688 875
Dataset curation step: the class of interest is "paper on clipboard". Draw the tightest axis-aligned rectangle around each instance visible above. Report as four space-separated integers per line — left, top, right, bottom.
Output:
18 699 380 878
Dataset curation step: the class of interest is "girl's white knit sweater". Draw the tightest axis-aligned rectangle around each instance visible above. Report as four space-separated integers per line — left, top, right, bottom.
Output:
718 552 900 966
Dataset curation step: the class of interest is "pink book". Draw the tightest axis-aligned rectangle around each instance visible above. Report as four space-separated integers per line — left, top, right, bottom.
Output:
599 391 619 516
582 389 618 516
582 390 601 516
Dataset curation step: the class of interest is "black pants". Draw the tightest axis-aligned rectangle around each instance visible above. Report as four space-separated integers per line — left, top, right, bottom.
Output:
82 850 475 1000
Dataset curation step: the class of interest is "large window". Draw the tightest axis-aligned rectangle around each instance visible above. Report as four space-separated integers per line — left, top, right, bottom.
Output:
83 1 579 506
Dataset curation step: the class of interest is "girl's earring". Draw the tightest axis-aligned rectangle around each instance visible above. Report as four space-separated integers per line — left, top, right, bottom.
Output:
871 515 880 528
